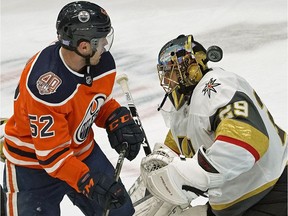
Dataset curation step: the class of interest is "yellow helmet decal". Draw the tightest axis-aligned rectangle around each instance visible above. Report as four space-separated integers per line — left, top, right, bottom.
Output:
185 35 192 52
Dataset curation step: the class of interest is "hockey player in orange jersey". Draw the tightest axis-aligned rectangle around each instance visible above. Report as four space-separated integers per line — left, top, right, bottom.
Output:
2 1 143 215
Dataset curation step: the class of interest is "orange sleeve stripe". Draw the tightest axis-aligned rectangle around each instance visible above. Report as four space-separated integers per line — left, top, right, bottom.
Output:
37 147 70 166
95 98 120 128
216 135 260 161
5 150 38 164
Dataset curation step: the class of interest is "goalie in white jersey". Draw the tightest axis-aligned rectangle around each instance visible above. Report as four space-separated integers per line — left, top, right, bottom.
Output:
140 34 287 216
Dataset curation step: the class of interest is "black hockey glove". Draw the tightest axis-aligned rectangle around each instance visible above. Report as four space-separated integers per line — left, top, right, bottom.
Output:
77 172 127 209
106 106 143 161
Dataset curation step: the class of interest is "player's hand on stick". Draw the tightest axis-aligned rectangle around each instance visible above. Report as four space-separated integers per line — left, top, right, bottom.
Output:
106 106 143 161
77 172 127 209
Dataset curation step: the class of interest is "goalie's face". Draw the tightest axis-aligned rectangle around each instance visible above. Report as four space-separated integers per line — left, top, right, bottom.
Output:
157 35 208 110
157 51 203 110
157 63 179 94
157 53 203 93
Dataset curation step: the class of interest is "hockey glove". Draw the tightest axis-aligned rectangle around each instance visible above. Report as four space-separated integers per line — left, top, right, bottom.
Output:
77 172 127 209
106 106 143 161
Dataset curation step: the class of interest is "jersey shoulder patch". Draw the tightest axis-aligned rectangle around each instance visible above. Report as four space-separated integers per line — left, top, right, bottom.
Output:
27 43 83 105
191 68 238 115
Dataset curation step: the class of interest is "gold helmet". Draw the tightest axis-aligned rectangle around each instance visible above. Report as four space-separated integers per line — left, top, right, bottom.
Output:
157 34 222 110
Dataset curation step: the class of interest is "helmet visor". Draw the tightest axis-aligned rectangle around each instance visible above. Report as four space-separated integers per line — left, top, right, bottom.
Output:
90 27 114 52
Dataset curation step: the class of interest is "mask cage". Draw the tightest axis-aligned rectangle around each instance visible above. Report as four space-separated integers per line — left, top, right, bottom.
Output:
157 35 207 110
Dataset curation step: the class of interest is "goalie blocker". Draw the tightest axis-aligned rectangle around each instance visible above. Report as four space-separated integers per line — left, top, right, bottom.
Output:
140 144 220 208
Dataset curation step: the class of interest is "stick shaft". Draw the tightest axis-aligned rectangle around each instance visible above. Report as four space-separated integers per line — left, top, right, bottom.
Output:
116 74 151 155
103 146 127 216
114 148 126 181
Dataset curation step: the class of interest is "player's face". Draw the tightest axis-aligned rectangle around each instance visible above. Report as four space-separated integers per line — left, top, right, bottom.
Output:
89 38 108 65
87 28 114 65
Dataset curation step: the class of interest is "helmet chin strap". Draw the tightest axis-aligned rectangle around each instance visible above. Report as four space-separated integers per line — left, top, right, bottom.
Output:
74 49 96 66
74 38 99 65
73 48 96 86
157 84 195 112
157 93 169 111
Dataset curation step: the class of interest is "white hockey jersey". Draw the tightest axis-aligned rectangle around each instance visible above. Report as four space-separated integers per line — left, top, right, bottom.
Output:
162 67 287 216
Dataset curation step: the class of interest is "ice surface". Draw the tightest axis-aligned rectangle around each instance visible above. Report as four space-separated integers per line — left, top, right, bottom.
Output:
1 0 287 215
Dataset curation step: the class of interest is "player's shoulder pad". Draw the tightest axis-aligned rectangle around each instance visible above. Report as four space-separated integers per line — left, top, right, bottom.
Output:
27 42 81 105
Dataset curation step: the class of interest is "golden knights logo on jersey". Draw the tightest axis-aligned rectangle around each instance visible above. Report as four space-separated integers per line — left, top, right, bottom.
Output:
36 71 62 95
202 78 221 98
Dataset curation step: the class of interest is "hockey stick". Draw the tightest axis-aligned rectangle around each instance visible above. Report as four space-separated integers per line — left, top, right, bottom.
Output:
103 143 128 216
116 74 154 208
116 74 151 156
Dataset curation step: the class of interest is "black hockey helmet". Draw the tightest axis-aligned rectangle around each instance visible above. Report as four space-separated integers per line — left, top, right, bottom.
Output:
56 1 113 51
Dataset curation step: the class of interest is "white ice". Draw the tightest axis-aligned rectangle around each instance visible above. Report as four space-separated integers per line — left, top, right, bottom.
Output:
1 0 287 215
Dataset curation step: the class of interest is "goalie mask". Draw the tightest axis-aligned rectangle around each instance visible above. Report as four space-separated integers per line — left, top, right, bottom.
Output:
157 35 209 111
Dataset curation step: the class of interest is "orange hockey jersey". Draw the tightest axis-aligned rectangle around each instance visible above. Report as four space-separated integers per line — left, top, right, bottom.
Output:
4 42 120 191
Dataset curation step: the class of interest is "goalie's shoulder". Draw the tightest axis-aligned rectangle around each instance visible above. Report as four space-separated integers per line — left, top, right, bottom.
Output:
196 68 239 96
190 68 239 115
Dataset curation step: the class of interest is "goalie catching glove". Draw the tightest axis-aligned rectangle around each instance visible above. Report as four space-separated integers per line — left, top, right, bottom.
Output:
106 106 143 161
77 172 127 209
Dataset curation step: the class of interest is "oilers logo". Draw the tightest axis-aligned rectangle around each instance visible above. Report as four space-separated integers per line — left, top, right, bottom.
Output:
74 94 106 144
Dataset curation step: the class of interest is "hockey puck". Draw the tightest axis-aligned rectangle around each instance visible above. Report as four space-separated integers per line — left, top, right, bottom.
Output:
207 46 223 62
